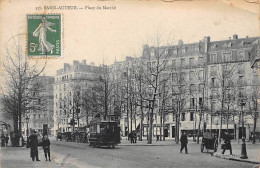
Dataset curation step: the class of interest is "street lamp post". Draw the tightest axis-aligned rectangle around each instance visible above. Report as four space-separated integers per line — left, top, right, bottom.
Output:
239 100 248 159
26 115 30 140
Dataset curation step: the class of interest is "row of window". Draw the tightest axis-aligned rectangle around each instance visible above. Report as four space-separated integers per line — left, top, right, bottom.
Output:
29 114 48 120
170 70 204 82
147 46 200 57
210 64 246 75
209 51 246 63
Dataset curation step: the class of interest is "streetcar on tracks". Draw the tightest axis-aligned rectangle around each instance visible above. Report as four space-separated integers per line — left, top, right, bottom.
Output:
88 117 121 148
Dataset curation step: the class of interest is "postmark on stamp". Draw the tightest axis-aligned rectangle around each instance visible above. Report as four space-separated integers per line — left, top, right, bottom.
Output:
27 14 61 57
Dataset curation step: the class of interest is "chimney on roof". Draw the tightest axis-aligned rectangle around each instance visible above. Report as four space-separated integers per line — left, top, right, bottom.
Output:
246 35 249 38
178 39 183 46
233 34 238 40
73 60 79 65
142 44 149 50
203 36 210 43
82 60 86 65
229 37 231 40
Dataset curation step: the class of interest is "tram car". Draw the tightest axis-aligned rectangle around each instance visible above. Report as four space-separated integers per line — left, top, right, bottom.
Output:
88 118 121 148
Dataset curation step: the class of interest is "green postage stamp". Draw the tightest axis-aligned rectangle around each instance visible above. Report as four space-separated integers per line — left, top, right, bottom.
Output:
27 14 61 57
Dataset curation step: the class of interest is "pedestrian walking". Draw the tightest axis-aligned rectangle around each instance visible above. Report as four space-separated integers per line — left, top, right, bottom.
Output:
5 135 9 146
28 131 40 161
42 135 51 161
129 132 134 144
1 134 5 147
133 131 137 143
221 131 232 155
180 131 188 154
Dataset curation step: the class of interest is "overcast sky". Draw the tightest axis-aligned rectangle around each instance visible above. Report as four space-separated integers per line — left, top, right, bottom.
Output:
0 0 259 76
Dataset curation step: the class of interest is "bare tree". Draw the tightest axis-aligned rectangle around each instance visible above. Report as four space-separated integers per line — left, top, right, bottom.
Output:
247 84 259 143
141 35 173 144
212 63 238 143
0 35 45 146
170 63 189 144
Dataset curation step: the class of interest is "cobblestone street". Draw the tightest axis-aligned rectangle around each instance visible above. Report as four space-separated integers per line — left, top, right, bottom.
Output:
1 138 258 168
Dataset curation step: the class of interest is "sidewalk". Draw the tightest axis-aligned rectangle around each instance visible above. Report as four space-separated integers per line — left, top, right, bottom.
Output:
213 141 260 164
119 137 199 146
0 146 75 168
50 136 199 148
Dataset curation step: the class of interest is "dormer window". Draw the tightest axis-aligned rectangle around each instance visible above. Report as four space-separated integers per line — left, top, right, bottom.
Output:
222 52 231 62
151 49 155 56
182 48 186 53
237 50 245 61
195 46 199 52
239 41 245 46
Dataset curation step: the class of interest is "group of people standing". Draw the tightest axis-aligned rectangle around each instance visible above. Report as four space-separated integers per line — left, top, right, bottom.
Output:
27 131 51 162
128 131 137 144
1 134 9 147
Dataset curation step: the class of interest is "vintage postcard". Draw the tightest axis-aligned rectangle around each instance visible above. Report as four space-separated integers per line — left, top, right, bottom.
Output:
0 0 259 168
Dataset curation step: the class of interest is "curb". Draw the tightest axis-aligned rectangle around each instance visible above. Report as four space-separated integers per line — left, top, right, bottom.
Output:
213 153 260 165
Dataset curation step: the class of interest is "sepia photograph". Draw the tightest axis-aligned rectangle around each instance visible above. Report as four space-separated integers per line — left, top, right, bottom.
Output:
0 0 259 168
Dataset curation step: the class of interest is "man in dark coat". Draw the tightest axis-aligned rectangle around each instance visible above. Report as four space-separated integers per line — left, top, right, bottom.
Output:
42 135 51 161
28 131 40 161
221 131 232 155
129 132 134 144
180 131 188 154
133 131 137 143
1 134 5 147
5 135 9 146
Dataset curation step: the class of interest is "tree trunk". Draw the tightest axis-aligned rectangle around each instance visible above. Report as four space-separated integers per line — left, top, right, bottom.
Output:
233 115 236 141
148 111 153 144
218 112 223 143
210 103 213 135
86 111 89 126
160 109 162 141
155 112 158 141
126 100 129 140
130 102 133 133
147 113 149 140
72 109 75 132
226 105 229 131
134 104 137 131
140 101 143 141
175 100 179 144
197 112 202 144
162 112 165 141
13 110 19 146
253 113 257 144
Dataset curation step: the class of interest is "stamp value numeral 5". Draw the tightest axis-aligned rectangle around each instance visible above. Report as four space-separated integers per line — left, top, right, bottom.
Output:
29 43 38 52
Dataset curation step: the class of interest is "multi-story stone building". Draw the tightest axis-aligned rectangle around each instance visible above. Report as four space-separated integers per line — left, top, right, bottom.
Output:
53 60 101 135
114 35 259 141
22 76 55 136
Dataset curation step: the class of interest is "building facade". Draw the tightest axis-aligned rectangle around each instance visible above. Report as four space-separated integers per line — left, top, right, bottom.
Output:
53 60 101 135
114 35 260 141
22 76 55 136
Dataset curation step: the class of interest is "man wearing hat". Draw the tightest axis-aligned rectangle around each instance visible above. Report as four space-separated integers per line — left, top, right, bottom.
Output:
28 131 40 161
